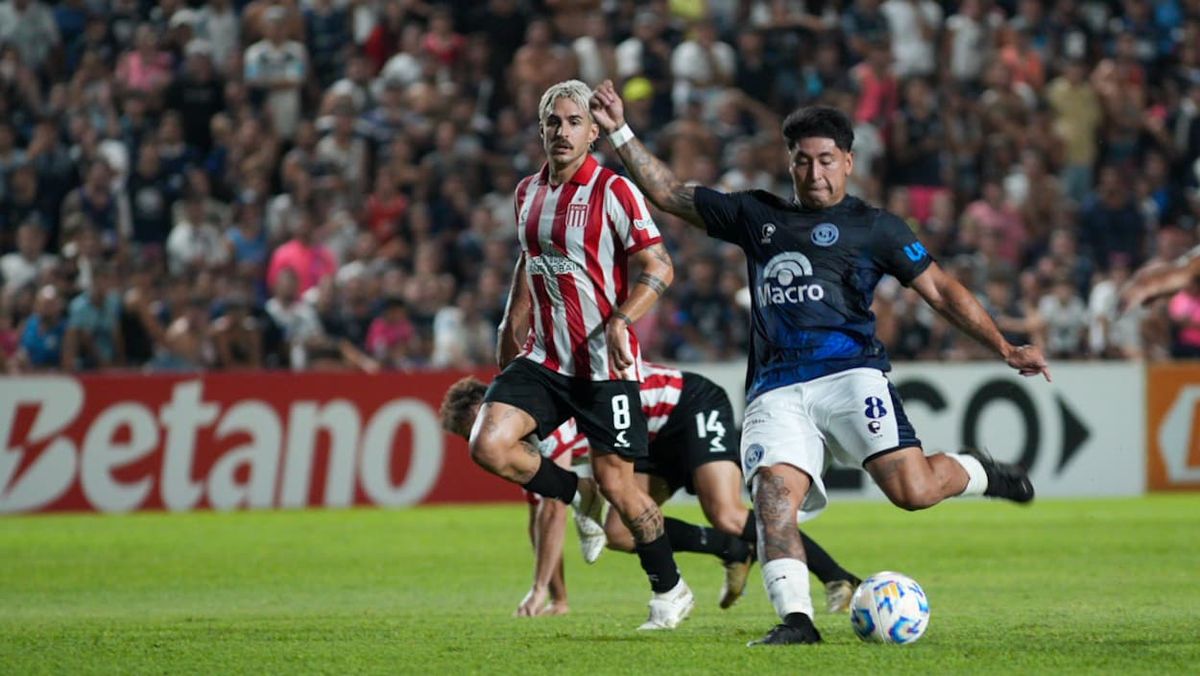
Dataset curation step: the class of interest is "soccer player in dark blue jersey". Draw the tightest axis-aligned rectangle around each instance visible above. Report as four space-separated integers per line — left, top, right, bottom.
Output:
590 80 1052 646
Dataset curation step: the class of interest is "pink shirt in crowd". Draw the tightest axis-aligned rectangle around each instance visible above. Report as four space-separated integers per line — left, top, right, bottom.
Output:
1168 290 1200 348
116 51 173 92
963 200 1027 267
266 240 336 294
366 316 416 357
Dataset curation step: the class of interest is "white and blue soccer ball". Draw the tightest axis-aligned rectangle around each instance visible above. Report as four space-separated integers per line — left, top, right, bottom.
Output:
849 571 930 645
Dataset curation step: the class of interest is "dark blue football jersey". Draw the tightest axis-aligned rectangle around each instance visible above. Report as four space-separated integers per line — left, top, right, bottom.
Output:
694 187 933 402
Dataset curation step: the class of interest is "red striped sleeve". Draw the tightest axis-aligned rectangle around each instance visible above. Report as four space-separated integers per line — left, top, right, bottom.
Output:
514 174 536 228
608 175 663 255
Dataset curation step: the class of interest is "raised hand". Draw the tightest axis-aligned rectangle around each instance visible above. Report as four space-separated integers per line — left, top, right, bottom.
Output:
589 79 626 134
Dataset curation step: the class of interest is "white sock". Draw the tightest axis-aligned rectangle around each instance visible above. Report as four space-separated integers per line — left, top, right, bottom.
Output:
947 453 989 496
762 558 812 620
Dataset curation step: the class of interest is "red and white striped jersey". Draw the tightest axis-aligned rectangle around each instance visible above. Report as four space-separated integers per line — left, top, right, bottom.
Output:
640 362 685 439
514 155 663 381
540 363 686 456
536 418 590 462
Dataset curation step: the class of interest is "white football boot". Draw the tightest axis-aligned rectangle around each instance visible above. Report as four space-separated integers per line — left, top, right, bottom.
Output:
571 477 607 564
637 579 695 630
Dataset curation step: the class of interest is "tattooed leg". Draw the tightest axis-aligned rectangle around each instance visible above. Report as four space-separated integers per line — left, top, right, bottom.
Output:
591 450 681 593
592 452 664 544
752 466 809 563
467 401 542 483
753 464 819 626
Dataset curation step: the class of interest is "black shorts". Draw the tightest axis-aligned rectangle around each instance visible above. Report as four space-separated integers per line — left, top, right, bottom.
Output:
484 357 648 459
635 373 740 494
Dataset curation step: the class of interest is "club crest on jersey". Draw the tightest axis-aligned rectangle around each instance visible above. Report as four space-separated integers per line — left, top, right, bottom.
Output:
566 202 589 228
812 222 839 247
760 223 776 243
745 443 765 470
757 252 826 306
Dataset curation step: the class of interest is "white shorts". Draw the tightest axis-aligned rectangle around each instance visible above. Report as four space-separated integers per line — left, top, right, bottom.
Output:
740 368 920 520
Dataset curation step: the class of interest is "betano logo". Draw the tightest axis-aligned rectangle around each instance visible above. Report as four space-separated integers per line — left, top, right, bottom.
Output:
756 252 825 306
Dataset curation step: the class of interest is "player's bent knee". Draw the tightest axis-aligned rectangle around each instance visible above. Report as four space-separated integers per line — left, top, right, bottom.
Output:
467 434 507 472
708 509 748 537
885 483 942 511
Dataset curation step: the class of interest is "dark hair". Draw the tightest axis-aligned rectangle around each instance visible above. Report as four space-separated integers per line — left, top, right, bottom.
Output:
781 106 854 152
439 376 488 438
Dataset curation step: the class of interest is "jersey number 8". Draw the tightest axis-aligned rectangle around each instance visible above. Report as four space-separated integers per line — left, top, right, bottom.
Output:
611 394 631 430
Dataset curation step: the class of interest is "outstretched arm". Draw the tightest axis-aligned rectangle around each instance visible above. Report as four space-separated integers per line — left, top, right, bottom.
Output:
516 451 572 617
497 255 532 369
910 262 1051 381
590 80 704 229
1120 255 1200 310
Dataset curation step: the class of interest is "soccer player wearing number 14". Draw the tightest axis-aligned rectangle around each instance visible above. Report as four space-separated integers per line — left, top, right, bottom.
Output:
468 80 694 630
589 81 1052 646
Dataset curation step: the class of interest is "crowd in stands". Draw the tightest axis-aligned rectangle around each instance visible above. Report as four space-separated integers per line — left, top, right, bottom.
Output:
1 0 1199 374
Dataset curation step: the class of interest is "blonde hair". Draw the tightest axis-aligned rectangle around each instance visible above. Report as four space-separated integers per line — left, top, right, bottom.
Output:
538 79 594 126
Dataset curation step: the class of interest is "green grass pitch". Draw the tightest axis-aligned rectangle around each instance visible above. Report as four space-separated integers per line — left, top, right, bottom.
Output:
2 495 1198 674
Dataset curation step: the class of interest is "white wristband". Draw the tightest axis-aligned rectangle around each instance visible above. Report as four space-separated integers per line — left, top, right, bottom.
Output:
608 124 634 148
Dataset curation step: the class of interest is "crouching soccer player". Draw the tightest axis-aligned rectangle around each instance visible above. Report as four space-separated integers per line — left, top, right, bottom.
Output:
441 367 862 617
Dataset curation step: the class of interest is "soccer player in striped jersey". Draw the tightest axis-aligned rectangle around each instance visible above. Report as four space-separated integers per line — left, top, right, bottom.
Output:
466 80 693 630
440 371 862 618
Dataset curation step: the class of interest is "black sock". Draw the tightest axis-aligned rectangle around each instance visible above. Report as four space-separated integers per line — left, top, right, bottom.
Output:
634 533 682 593
520 455 578 504
799 530 858 584
784 611 815 628
664 517 750 563
741 510 757 544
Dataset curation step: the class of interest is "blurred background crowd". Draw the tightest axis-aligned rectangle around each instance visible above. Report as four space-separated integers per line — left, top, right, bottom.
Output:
1 0 1199 374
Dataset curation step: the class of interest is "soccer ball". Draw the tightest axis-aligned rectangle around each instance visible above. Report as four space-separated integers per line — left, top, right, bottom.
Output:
849 571 930 645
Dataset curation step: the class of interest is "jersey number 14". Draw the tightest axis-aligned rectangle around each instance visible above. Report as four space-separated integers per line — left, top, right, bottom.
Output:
695 411 727 452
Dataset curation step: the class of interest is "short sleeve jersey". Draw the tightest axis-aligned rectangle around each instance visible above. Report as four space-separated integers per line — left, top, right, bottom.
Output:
514 155 663 381
693 188 933 402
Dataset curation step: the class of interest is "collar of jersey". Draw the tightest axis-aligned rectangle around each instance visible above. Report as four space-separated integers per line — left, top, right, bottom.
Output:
791 195 857 212
538 155 599 187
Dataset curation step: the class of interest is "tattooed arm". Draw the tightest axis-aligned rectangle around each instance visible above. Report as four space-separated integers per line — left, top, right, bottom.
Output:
590 80 705 229
618 243 674 324
606 242 673 372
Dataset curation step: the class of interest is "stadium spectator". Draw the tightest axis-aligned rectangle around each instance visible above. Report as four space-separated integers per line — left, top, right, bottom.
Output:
212 293 263 369
264 266 322 370
669 19 734 113
0 0 1195 374
18 284 67 371
155 292 215 370
244 7 307 140
1 221 57 293
367 294 417 370
1088 254 1143 359
1037 273 1089 359
0 0 60 72
266 209 336 295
